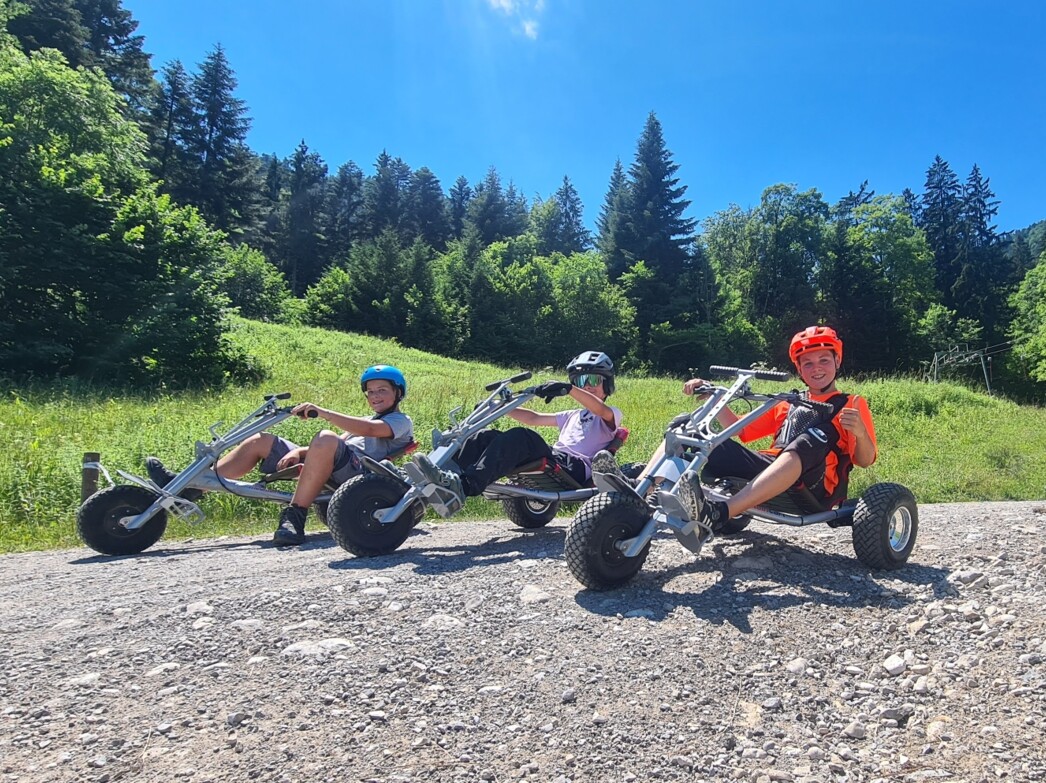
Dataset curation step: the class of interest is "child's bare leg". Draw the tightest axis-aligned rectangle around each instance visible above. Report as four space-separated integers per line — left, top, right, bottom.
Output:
724 451 803 517
290 431 340 507
216 433 278 479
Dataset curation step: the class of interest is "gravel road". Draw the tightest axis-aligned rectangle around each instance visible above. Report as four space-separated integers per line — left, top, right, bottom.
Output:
2 501 1045 783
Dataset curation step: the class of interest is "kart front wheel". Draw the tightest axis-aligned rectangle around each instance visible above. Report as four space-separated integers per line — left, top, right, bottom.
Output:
851 482 918 570
565 492 652 590
502 497 560 529
328 473 419 557
77 485 168 555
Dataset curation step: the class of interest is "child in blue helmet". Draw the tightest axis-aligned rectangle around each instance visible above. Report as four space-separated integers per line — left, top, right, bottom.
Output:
145 365 414 546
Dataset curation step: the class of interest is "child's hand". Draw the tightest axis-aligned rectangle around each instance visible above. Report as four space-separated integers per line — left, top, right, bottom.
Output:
683 378 712 397
839 406 867 437
276 448 307 471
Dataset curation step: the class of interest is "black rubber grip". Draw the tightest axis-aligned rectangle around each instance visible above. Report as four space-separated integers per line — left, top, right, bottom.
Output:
708 365 790 382
485 371 533 391
803 398 836 416
306 410 318 418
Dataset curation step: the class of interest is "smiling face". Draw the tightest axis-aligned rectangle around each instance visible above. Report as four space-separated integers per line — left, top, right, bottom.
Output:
796 348 840 393
362 379 397 413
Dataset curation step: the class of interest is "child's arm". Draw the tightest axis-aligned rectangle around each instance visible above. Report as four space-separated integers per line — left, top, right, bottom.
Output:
507 407 558 427
291 403 393 439
568 386 617 427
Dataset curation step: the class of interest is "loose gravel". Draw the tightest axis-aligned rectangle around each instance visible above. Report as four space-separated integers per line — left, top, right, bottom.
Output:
1 501 1044 783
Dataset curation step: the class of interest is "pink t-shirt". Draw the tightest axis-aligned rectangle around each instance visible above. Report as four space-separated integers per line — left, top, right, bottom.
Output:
554 406 623 477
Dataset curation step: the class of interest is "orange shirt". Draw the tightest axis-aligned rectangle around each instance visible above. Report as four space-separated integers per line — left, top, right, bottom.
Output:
739 392 877 499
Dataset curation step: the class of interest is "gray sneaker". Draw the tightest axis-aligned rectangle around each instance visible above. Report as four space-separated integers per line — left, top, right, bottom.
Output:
590 449 624 479
412 454 465 505
675 470 706 525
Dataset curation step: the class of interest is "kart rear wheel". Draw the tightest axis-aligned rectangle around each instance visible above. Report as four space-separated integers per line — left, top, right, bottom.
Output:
502 497 560 529
565 492 651 590
328 473 419 557
851 482 917 570
77 485 168 555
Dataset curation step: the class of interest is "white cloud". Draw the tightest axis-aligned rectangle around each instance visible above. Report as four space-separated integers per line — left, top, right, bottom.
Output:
484 0 545 40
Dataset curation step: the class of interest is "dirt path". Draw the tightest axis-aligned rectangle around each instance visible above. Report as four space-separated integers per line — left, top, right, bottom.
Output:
2 501 1044 782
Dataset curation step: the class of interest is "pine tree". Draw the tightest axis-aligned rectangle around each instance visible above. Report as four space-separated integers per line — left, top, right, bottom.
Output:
531 176 590 256
362 150 411 240
448 175 472 241
324 160 365 260
621 112 696 281
11 0 154 113
148 60 196 203
74 0 153 112
919 155 963 308
503 181 529 238
279 139 328 294
9 0 88 65
952 164 1008 342
189 44 257 235
596 158 631 278
467 166 511 245
552 176 590 254
403 166 450 250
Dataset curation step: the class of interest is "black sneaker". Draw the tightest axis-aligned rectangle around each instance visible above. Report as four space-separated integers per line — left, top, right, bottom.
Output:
273 505 308 546
145 457 204 502
590 449 636 487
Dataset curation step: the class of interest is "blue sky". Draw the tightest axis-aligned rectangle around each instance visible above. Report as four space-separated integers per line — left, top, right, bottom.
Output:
128 0 1045 234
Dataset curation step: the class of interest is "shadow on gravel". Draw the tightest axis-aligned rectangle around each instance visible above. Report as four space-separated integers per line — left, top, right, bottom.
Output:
326 525 566 575
574 529 951 633
68 530 340 564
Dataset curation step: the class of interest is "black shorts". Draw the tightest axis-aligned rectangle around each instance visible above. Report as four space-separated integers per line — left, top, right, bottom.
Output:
706 431 831 494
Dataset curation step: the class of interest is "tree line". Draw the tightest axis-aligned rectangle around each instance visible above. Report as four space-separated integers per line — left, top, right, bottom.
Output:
3 0 1046 395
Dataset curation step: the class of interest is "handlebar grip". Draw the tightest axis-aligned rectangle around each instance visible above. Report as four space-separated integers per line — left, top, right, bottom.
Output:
804 398 837 417
306 409 318 418
265 392 292 401
708 365 790 382
485 371 533 392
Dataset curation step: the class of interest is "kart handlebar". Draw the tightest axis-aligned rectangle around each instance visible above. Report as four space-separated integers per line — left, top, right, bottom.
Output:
708 365 790 382
485 371 532 392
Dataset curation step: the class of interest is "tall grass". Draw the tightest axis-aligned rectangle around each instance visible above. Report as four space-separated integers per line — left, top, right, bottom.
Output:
2 318 1044 552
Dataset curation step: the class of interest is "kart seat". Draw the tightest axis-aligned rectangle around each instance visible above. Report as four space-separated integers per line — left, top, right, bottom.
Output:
714 475 834 516
502 428 629 492
503 457 586 492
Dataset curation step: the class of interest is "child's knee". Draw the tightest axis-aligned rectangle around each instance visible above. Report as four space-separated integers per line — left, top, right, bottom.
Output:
309 430 341 451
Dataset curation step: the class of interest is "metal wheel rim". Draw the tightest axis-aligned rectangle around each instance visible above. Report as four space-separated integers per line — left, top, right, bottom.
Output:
104 504 143 538
525 499 552 513
889 506 913 552
600 522 631 564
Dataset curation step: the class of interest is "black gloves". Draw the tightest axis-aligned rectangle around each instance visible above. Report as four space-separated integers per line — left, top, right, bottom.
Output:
533 381 573 403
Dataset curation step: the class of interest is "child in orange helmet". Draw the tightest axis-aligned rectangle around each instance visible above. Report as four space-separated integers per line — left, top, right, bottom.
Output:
677 325 877 531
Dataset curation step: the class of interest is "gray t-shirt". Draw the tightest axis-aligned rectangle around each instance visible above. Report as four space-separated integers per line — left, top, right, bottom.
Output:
344 410 414 460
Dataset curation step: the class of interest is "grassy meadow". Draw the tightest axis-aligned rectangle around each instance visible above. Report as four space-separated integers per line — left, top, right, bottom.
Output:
2 318 1044 553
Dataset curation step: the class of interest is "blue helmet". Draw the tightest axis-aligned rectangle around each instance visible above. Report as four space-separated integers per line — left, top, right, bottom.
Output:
360 364 407 399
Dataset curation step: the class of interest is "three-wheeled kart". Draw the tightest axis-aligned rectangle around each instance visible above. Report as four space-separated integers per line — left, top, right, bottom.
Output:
75 393 419 555
564 365 917 590
324 372 635 557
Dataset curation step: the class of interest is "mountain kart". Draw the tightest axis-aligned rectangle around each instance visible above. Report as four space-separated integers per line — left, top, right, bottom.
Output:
564 365 918 590
75 394 398 555
325 372 633 557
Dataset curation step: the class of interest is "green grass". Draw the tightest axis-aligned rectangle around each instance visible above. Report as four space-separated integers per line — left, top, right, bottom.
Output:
2 318 1045 552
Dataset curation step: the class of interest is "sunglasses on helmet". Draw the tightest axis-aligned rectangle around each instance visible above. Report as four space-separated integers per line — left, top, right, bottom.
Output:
572 374 603 388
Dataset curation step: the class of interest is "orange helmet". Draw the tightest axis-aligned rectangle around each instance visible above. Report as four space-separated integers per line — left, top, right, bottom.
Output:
789 325 843 367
